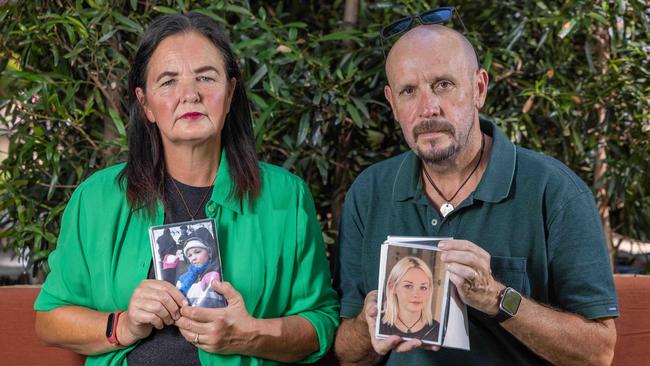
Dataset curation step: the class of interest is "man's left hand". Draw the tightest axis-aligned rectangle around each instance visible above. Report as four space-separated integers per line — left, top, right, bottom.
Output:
176 281 257 354
439 240 504 315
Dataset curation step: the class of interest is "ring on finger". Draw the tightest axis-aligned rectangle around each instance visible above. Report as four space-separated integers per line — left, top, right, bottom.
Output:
194 333 200 345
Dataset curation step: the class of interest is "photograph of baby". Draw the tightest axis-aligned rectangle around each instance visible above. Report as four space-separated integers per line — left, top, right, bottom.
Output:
149 219 226 308
377 244 449 345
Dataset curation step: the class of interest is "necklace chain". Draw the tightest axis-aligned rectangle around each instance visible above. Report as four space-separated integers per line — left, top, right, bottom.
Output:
422 133 485 213
168 175 216 221
397 313 423 333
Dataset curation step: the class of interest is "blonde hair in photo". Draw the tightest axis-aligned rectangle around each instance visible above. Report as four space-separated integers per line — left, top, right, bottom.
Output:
382 256 434 327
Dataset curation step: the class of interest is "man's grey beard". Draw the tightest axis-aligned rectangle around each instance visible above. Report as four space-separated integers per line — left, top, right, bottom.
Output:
409 118 459 164
414 142 458 164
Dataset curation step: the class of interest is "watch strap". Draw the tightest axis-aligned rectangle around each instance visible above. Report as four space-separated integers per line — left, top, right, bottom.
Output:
493 305 512 322
106 311 124 346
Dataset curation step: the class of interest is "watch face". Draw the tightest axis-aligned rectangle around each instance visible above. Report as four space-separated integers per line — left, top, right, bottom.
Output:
106 312 115 337
502 288 522 315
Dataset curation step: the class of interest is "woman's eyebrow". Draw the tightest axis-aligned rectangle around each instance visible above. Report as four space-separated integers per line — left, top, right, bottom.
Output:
194 65 220 75
155 71 178 83
154 66 220 83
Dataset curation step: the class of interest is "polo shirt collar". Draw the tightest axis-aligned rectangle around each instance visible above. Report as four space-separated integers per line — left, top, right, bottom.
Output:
391 119 516 204
392 150 421 202
209 149 244 215
473 119 516 203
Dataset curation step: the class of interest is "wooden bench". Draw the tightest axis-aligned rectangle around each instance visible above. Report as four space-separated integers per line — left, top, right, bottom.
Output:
612 275 650 366
0 285 85 366
1 275 648 365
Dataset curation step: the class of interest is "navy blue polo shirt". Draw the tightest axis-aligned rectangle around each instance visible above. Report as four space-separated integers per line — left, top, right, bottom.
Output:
336 119 618 365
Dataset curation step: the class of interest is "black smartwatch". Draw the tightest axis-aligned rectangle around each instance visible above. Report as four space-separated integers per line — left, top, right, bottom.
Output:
493 287 522 322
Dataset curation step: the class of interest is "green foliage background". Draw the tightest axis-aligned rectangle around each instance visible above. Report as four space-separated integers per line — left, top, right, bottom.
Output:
0 0 648 275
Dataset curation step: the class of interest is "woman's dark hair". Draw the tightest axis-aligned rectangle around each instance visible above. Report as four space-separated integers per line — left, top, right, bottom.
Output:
119 12 260 215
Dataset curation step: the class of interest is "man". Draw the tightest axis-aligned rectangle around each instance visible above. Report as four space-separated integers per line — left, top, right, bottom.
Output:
178 224 192 245
334 23 618 365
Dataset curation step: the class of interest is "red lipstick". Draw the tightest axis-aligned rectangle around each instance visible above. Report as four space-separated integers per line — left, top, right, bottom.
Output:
180 112 204 120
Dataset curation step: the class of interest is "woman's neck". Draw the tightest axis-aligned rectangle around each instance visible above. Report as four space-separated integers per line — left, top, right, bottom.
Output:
164 140 221 187
396 310 424 333
398 310 422 325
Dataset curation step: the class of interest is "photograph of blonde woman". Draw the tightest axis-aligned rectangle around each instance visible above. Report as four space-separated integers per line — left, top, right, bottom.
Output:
379 255 443 344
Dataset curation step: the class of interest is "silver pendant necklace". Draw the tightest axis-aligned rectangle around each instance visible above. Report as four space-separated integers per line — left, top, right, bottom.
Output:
422 134 485 218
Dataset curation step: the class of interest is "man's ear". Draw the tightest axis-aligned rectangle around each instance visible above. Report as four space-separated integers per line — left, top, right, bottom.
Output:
136 87 155 123
384 84 399 121
474 69 489 110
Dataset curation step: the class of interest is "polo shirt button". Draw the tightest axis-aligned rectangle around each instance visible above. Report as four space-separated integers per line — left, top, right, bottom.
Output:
431 219 438 226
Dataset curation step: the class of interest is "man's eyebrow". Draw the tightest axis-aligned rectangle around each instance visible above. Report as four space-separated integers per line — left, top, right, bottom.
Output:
432 74 457 82
394 82 416 91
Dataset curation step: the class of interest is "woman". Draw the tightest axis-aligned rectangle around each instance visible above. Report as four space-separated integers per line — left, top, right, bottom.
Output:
34 12 338 366
379 256 440 343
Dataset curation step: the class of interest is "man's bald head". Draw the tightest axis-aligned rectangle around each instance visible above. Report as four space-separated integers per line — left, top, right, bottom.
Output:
385 25 479 84
382 23 489 165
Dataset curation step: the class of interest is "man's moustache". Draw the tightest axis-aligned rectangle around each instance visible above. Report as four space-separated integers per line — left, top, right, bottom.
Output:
413 120 454 139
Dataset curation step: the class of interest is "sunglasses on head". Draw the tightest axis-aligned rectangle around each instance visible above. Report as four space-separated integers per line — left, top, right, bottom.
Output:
379 6 466 40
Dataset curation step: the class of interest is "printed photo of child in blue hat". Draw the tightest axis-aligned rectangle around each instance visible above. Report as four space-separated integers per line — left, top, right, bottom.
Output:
176 228 226 308
149 219 226 308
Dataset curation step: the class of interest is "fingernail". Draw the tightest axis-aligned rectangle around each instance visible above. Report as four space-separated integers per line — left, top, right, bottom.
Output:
183 299 189 306
438 242 447 249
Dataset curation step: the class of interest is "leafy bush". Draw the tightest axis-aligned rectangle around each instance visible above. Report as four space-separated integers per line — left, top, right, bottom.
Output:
0 0 648 276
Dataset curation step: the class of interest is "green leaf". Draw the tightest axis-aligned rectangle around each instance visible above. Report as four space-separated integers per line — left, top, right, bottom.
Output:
246 64 268 89
7 69 45 82
288 28 298 41
558 18 578 39
587 12 608 25
153 6 178 14
98 29 117 43
248 92 268 109
346 103 364 128
235 38 268 51
281 22 308 29
225 4 253 17
297 113 310 145
482 50 493 71
112 12 143 33
317 30 361 42
108 108 126 137
350 96 369 118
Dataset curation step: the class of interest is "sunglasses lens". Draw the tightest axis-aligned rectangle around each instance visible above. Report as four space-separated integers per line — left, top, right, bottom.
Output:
381 18 412 39
420 8 453 24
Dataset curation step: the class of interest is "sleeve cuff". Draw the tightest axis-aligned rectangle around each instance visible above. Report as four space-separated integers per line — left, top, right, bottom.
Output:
570 301 620 320
339 301 363 319
296 309 340 364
